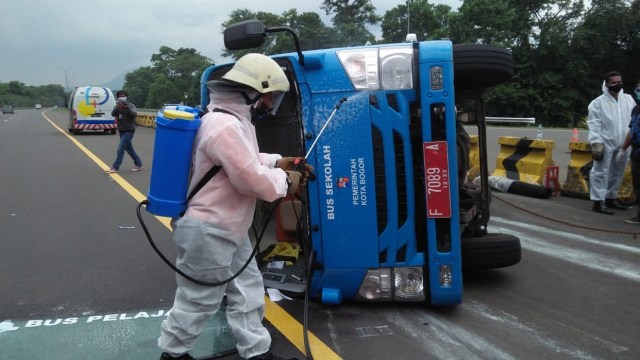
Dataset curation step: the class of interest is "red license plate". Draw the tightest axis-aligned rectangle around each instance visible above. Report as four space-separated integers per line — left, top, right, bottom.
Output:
423 141 451 218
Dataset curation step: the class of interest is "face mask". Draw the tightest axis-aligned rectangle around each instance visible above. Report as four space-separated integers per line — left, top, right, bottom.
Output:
608 84 623 93
117 96 127 102
252 104 272 122
635 89 640 100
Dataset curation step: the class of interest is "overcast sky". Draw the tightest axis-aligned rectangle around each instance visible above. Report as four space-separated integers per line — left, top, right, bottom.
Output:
0 0 461 88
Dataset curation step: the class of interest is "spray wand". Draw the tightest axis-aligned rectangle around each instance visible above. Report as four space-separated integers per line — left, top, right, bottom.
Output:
304 97 348 159
293 97 348 178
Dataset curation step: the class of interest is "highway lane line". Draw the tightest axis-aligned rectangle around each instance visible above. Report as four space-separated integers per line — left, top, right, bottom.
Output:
493 216 640 255
489 222 640 283
385 308 517 360
41 112 172 230
390 299 625 360
463 300 618 359
41 111 341 359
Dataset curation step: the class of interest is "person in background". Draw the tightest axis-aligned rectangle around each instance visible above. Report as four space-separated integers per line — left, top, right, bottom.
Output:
617 79 640 223
106 90 143 173
587 71 636 214
157 53 311 360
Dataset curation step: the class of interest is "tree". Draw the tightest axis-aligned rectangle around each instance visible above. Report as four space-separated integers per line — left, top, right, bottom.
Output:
380 1 453 43
124 46 212 108
220 9 334 60
447 0 594 126
321 0 379 46
116 0 640 125
272 10 335 53
0 81 65 107
572 0 636 92
58 67 74 94
145 75 182 109
221 10 288 59
448 0 522 46
123 67 154 108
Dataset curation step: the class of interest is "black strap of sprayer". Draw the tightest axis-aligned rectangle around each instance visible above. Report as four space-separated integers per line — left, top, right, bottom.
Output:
184 108 236 203
138 106 271 288
186 165 221 203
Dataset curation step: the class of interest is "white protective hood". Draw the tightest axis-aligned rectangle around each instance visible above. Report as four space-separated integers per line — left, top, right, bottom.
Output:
587 81 636 147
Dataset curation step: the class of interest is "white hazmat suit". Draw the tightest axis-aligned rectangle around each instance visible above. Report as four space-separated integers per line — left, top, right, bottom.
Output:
587 81 636 201
157 83 289 359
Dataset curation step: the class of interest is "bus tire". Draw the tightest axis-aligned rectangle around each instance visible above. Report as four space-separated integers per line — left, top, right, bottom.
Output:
453 44 514 89
461 233 521 269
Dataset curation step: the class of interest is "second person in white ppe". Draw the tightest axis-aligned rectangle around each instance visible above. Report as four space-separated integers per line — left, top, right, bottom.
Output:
158 53 311 360
587 71 636 215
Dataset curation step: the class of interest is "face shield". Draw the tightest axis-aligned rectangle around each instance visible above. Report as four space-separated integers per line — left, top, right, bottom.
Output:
252 91 286 122
270 91 286 115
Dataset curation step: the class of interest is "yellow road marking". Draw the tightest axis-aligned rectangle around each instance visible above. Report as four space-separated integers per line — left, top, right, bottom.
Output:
42 113 173 230
42 111 341 359
265 300 342 359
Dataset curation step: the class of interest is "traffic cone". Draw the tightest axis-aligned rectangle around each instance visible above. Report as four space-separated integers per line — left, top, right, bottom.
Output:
570 128 579 143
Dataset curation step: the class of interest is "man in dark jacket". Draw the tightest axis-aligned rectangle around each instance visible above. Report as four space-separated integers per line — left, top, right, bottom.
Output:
107 90 142 173
618 79 640 223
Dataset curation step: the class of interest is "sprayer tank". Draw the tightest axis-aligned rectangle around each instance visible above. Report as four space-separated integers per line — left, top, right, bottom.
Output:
146 106 202 217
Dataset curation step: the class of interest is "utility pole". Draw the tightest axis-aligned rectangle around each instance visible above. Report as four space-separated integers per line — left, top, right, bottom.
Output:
407 0 411 35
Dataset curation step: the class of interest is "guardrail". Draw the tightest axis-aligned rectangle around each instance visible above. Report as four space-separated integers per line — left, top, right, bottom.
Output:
485 117 536 124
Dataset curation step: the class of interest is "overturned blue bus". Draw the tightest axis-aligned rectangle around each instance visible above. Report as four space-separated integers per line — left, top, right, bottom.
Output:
199 20 521 306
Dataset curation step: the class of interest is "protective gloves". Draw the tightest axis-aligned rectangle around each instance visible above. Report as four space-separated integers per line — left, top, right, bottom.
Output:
278 157 315 181
591 143 605 161
615 148 627 163
285 171 302 194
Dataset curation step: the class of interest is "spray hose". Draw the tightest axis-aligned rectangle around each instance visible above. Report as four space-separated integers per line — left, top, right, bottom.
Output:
134 95 351 358
136 199 278 287
139 196 316 360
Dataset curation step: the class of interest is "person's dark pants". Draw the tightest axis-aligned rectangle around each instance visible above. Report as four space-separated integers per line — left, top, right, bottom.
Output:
113 130 142 169
631 149 640 216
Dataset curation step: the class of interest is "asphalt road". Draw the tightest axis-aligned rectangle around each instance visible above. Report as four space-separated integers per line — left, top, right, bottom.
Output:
1 108 638 360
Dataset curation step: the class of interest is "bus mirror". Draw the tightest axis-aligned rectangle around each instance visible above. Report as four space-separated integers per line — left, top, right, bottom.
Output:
224 20 267 50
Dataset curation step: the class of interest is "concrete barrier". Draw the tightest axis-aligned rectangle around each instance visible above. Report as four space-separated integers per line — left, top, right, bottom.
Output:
560 142 591 199
491 136 555 185
136 113 156 128
620 166 635 203
467 135 479 182
561 141 635 202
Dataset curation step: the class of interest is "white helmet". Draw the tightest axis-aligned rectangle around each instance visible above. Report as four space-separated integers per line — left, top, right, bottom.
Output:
222 53 289 94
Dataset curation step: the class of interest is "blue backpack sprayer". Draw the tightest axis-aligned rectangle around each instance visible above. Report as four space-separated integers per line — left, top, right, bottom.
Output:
136 105 276 287
135 103 334 288
145 105 202 218
135 101 344 360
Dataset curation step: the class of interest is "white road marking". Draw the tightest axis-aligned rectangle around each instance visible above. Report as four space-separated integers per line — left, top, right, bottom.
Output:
464 300 612 359
493 216 640 255
386 309 517 360
490 218 640 283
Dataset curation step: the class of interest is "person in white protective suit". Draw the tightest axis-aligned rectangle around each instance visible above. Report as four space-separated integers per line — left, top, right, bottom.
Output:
158 53 311 360
587 71 636 215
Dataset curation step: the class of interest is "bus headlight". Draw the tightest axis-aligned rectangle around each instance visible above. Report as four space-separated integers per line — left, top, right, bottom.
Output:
356 269 392 301
338 45 414 90
380 48 413 89
394 267 425 301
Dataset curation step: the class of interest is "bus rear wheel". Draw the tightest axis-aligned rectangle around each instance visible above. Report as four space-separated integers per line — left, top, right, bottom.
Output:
453 44 514 90
461 233 521 269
